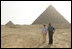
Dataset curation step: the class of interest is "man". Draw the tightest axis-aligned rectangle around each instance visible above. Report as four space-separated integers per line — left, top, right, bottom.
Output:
41 25 48 43
47 23 55 44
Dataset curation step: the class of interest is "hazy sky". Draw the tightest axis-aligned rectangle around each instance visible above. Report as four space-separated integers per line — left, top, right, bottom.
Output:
1 1 71 25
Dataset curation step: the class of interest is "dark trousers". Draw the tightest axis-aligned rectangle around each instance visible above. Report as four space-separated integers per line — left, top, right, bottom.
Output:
48 31 54 44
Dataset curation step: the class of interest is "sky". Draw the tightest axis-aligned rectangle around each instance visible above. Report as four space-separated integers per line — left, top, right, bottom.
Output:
1 1 71 25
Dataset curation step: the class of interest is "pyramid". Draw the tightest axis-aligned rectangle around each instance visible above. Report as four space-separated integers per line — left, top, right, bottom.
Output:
5 21 15 27
32 5 69 24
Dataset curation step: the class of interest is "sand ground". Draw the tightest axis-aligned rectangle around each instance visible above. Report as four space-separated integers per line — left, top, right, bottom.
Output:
1 25 71 48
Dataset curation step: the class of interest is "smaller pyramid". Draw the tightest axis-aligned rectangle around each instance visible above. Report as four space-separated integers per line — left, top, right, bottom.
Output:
5 21 15 27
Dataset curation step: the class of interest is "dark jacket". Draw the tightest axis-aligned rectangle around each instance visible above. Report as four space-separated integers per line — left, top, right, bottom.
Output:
48 26 55 32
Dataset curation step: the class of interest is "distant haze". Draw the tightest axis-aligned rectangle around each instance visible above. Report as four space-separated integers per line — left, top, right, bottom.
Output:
1 1 71 25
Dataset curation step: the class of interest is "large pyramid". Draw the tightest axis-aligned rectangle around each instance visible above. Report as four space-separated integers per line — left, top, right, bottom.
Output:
32 5 69 24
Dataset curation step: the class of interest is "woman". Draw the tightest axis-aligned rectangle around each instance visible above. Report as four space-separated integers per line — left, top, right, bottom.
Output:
41 25 48 43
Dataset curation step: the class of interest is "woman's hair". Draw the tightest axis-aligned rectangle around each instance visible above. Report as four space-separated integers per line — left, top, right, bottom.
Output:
43 25 46 27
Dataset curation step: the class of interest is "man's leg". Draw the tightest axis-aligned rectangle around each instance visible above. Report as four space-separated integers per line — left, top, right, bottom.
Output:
49 32 53 44
51 33 53 44
49 32 51 44
50 32 53 44
50 35 52 44
49 35 52 44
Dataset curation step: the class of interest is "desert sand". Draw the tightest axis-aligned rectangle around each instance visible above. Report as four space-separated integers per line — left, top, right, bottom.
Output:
1 24 71 48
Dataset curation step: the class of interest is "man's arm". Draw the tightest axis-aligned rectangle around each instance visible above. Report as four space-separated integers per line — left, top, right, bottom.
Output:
53 27 55 32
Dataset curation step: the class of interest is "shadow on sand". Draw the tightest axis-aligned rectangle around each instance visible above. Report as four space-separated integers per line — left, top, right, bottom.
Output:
36 42 52 48
43 44 52 48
